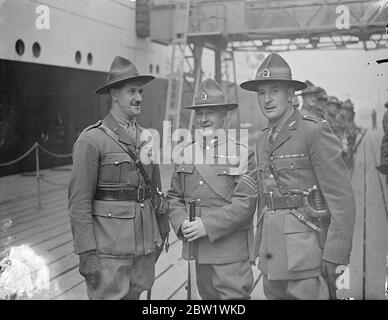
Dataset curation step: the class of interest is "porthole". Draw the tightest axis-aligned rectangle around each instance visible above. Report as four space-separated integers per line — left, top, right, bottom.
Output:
75 51 82 64
15 39 25 56
87 53 93 65
156 65 159 74
149 64 153 73
32 42 41 57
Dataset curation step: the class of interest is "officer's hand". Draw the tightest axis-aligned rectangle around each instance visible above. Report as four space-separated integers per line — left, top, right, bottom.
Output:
79 250 101 289
321 260 342 300
182 217 207 242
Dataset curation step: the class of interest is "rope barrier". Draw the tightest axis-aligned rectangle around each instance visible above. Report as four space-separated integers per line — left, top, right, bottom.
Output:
0 143 38 167
0 142 72 167
38 145 72 158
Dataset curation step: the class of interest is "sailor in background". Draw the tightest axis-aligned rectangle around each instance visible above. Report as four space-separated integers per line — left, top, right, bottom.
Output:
240 52 355 300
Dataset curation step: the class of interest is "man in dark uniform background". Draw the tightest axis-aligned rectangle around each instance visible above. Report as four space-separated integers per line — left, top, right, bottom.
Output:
68 56 165 299
300 80 320 118
324 96 342 139
376 101 388 185
240 52 355 300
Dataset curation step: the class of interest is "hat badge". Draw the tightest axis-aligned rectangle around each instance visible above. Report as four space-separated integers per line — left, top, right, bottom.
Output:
262 69 270 78
200 91 208 100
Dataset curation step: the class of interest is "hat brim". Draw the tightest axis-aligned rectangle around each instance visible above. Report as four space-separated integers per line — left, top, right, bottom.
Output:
96 75 155 94
183 103 238 112
240 79 307 92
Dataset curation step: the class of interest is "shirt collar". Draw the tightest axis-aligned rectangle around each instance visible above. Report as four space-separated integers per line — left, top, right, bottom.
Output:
268 107 294 131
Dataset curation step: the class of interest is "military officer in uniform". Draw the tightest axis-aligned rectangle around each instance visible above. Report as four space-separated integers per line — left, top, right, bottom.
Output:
167 79 258 300
314 87 328 120
376 102 388 184
240 53 355 300
324 96 342 139
300 80 321 118
68 56 165 300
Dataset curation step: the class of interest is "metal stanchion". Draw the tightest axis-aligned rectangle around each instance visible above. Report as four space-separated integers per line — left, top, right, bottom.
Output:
35 144 42 208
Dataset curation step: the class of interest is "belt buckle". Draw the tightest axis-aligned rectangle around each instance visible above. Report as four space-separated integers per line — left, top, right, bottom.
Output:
137 186 146 202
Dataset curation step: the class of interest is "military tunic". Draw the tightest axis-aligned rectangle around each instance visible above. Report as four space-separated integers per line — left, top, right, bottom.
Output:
167 137 257 299
253 110 355 299
68 113 162 299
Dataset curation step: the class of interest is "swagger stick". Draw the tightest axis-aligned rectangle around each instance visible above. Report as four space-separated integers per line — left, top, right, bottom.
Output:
187 200 198 300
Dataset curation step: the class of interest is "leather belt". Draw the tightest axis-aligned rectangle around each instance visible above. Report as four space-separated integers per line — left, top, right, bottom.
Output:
264 193 304 211
95 186 152 202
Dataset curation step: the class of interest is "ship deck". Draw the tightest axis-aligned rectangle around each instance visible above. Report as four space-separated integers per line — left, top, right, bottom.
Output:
0 125 387 300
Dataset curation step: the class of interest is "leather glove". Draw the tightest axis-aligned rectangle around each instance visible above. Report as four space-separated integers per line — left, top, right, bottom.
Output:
79 250 101 289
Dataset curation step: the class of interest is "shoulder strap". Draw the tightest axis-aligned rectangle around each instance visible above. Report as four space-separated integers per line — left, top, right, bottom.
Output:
98 125 152 187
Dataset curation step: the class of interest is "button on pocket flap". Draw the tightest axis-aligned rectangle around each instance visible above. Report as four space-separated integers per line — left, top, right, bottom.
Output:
92 200 136 219
101 153 132 166
176 164 194 173
284 213 309 233
214 164 232 175
276 157 310 170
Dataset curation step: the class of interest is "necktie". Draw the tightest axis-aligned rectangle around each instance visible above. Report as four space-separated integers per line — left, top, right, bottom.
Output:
268 125 277 142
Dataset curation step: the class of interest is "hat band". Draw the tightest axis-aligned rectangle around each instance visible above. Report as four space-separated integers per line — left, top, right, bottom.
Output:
194 96 226 105
256 70 292 81
107 73 140 83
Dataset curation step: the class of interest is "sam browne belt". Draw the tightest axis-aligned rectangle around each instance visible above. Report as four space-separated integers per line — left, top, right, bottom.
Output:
95 185 152 201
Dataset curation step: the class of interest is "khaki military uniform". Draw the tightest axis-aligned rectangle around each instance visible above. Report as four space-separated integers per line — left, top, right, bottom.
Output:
167 137 257 300
253 110 355 300
68 113 162 300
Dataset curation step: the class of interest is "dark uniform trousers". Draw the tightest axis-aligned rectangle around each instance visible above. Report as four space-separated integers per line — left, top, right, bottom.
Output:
253 110 355 300
68 113 162 300
167 138 258 300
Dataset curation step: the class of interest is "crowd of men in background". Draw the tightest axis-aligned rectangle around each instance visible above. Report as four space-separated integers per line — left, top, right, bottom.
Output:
294 80 363 169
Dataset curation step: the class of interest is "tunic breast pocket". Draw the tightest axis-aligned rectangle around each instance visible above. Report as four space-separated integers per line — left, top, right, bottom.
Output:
175 164 195 190
100 153 132 183
275 156 311 188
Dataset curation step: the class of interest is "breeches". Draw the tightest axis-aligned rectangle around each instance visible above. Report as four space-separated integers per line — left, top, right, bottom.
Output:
85 253 155 300
262 274 329 300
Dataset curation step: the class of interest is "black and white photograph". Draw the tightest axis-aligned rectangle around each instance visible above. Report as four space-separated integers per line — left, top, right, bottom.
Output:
0 0 387 306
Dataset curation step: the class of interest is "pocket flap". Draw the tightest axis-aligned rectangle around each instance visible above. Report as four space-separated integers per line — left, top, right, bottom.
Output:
284 213 309 233
101 153 132 166
277 157 310 170
176 164 194 173
92 200 136 219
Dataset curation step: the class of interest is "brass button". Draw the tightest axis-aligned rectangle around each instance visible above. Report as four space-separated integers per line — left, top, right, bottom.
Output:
108 213 112 217
290 164 294 168
140 203 145 208
222 170 227 174
181 168 185 171
269 174 274 179
199 180 204 186
115 161 119 165
205 146 210 150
